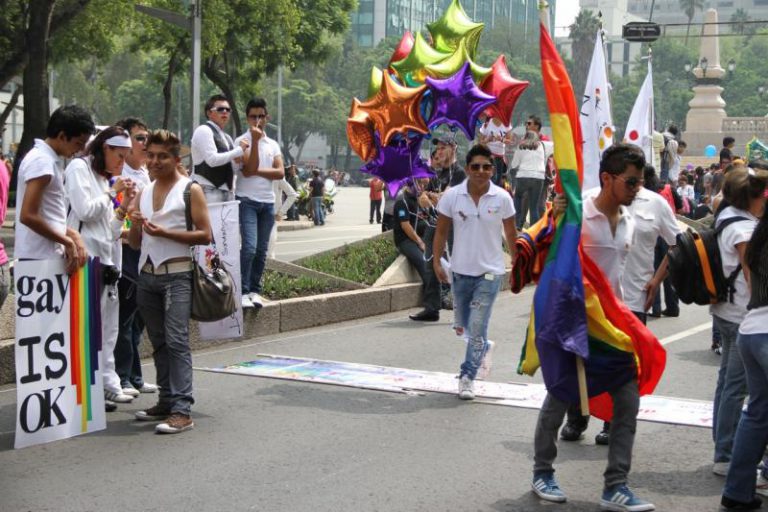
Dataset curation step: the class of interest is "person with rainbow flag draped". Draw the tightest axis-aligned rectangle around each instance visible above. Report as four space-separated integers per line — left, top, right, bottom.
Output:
520 18 665 512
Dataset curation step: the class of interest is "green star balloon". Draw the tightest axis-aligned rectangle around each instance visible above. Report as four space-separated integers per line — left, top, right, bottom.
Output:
424 37 491 83
390 32 449 83
367 67 384 99
426 0 484 58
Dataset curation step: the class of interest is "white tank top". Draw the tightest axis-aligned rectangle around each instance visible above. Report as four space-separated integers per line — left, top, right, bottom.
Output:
139 177 192 268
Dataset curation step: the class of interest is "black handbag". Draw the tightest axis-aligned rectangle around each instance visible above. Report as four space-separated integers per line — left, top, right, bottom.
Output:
183 182 237 322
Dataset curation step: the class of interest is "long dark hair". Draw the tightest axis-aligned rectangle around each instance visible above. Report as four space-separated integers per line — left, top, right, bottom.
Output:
85 126 128 178
747 214 768 271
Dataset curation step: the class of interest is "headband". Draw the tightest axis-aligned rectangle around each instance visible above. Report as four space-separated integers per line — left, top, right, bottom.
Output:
105 134 132 148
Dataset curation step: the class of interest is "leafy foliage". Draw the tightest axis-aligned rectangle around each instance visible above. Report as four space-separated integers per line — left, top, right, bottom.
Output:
261 270 342 300
301 236 398 285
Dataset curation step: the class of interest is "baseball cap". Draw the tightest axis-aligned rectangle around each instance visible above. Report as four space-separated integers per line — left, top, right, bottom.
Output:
432 135 457 146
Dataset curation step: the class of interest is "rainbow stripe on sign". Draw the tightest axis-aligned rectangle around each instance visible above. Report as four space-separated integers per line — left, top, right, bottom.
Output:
69 258 102 432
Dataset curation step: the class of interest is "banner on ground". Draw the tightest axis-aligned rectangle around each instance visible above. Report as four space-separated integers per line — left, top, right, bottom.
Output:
14 258 106 449
196 200 243 341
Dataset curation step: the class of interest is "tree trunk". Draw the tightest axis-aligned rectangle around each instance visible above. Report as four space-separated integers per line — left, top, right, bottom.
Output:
15 0 56 176
0 85 22 132
685 21 691 45
343 144 352 173
281 143 294 164
203 53 242 136
295 139 307 164
162 48 182 129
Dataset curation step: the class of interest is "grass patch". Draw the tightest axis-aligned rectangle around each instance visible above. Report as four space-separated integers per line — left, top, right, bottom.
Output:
300 236 398 285
261 270 343 300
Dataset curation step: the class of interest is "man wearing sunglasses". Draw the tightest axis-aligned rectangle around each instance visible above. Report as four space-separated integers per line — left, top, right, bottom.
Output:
532 143 656 512
432 144 517 400
190 94 248 203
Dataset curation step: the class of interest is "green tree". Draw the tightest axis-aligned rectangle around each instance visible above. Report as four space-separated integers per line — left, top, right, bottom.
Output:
568 9 601 97
730 8 752 36
680 0 704 44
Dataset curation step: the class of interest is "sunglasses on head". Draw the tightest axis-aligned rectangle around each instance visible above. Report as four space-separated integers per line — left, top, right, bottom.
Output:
469 163 494 172
211 106 231 113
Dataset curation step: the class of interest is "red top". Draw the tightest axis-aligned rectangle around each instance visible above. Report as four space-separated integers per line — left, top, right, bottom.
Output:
369 177 383 200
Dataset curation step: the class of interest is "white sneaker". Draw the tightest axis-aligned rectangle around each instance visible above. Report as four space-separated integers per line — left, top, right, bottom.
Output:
105 390 134 403
756 473 768 497
458 375 475 400
249 292 264 308
713 462 730 476
241 294 254 309
121 386 140 398
477 340 495 380
138 382 158 393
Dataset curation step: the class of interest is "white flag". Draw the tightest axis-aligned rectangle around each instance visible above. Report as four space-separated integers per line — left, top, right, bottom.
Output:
624 60 654 164
580 30 614 191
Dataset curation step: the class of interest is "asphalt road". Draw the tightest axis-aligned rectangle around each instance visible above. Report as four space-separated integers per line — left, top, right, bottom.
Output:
0 285 728 512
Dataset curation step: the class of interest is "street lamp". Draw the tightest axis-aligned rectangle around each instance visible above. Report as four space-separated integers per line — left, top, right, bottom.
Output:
759 85 766 99
727 58 736 74
684 62 692 73
700 57 709 77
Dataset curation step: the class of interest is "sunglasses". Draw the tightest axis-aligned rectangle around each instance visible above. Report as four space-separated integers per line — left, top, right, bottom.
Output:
469 163 495 172
613 175 644 189
248 114 268 120
211 107 232 113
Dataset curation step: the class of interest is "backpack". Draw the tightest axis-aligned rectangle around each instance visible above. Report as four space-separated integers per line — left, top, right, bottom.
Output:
667 216 749 306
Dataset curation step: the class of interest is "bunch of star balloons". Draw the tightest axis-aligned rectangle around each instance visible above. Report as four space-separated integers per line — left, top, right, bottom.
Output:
347 0 529 195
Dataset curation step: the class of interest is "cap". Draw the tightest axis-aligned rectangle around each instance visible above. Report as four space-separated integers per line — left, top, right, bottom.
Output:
431 135 457 147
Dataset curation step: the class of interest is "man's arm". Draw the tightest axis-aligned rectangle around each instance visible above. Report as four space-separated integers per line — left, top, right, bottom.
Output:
502 216 518 260
127 189 144 250
191 125 244 168
142 184 212 246
243 150 285 180
400 221 425 251
432 213 452 283
643 255 669 312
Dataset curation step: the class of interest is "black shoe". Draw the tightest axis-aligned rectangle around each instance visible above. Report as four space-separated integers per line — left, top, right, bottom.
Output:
648 311 661 318
661 309 680 317
409 309 439 322
560 420 587 441
721 495 762 510
105 400 117 412
595 430 610 445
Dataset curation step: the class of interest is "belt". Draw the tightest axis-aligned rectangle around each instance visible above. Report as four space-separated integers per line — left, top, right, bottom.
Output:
141 260 193 275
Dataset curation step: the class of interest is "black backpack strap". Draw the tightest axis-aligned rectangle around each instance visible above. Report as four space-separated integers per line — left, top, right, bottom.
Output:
714 215 750 302
183 181 193 231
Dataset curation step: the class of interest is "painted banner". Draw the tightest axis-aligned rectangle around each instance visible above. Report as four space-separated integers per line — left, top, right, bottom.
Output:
199 354 712 429
196 200 243 340
14 258 106 449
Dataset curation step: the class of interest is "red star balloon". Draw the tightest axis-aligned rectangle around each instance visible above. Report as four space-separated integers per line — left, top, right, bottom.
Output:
479 55 530 127
346 99 376 162
388 31 415 67
357 72 429 147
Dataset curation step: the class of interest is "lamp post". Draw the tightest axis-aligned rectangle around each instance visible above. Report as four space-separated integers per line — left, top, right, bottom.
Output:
727 58 736 75
759 85 766 99
700 56 709 78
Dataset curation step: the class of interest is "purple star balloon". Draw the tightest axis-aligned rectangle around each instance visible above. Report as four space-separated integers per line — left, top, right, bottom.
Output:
361 133 434 197
426 61 496 141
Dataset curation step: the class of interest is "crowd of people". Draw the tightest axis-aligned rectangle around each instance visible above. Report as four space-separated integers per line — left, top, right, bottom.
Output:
4 95 768 510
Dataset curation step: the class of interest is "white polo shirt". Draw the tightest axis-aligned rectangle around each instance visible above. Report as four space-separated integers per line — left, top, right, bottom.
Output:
234 132 282 203
584 187 680 311
437 179 515 276
581 195 636 299
121 162 151 191
14 139 67 259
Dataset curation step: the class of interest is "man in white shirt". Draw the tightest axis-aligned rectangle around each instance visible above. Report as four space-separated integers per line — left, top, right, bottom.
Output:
15 105 94 273
478 116 511 185
114 117 158 398
532 143 656 512
190 94 248 203
432 144 517 401
234 97 285 308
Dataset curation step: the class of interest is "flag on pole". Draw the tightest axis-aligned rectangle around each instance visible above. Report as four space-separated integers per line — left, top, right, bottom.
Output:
517 23 666 420
580 30 614 191
624 59 654 163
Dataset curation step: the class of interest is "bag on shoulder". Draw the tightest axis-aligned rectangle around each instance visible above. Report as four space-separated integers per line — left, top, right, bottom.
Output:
667 216 748 306
183 182 237 322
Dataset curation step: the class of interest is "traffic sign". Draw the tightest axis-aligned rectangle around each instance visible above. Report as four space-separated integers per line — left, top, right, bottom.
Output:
622 22 661 43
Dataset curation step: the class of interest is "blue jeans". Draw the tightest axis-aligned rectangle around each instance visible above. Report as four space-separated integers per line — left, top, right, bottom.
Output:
137 271 194 415
238 196 274 295
453 272 502 380
312 196 325 225
723 332 768 503
713 315 748 462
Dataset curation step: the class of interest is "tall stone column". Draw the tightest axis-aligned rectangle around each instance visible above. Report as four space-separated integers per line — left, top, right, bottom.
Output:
684 8 727 154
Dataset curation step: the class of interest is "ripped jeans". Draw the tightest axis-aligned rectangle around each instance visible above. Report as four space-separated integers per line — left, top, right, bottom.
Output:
137 271 194 415
452 272 503 380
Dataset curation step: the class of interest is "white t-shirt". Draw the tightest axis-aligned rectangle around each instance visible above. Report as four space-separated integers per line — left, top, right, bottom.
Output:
740 306 768 335
710 207 758 324
510 141 553 180
190 121 242 190
479 121 510 156
234 132 282 203
677 184 695 204
668 153 681 182
581 195 636 299
121 163 151 191
14 139 67 259
436 179 515 276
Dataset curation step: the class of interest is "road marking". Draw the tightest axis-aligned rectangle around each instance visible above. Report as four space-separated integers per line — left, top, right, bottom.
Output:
658 321 711 346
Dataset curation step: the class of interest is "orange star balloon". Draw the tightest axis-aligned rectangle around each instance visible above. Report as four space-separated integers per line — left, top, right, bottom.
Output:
480 55 529 126
346 99 376 161
357 72 429 147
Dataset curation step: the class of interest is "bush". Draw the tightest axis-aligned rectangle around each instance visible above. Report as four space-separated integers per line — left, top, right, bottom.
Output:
300 236 398 285
261 270 342 300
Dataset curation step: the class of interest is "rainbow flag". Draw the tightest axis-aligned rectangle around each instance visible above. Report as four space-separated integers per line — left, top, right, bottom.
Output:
517 23 665 421
69 257 103 432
